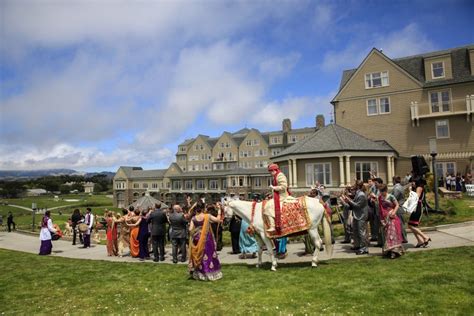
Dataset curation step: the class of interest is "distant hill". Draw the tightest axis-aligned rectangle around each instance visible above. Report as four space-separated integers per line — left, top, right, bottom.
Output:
0 169 115 180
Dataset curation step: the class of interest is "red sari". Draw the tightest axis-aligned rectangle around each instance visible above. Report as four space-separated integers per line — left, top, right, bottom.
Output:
106 217 118 256
378 194 404 256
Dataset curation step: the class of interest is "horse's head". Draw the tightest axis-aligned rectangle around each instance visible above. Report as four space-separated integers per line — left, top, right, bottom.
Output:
222 199 234 219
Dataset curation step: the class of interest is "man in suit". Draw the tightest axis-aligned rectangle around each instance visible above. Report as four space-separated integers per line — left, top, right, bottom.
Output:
82 208 94 248
392 176 408 243
168 204 188 263
229 214 241 255
342 180 369 255
147 203 167 262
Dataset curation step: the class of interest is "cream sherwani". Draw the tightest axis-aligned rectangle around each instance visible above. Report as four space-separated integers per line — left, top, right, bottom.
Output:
264 172 289 219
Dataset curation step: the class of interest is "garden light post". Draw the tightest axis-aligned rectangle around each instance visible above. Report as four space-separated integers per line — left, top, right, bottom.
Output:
429 137 439 211
32 202 37 232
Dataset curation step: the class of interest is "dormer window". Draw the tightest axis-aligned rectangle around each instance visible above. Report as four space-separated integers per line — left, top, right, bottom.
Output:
431 62 445 79
365 71 389 89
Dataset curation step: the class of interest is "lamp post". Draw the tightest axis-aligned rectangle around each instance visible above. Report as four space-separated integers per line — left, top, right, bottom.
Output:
429 137 439 211
31 202 37 232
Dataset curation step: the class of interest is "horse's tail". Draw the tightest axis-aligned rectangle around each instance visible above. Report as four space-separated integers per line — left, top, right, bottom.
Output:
322 215 333 257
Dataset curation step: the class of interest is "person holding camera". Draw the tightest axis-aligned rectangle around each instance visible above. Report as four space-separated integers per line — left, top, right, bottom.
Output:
341 180 369 255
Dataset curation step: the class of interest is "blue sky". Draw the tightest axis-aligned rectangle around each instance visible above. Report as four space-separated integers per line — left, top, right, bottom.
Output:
1 0 473 171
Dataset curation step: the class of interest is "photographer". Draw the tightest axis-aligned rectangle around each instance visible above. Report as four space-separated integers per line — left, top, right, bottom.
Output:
339 186 354 244
341 180 369 255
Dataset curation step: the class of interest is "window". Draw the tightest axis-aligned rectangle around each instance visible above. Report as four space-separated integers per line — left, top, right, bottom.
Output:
365 71 389 88
178 156 186 161
305 163 332 186
254 178 262 187
172 180 181 190
379 97 390 114
240 151 251 158
435 162 456 177
201 154 211 160
142 183 148 189
213 163 224 170
239 178 244 186
179 147 186 152
133 183 139 189
255 149 267 157
367 99 378 115
289 135 297 143
227 163 237 170
271 148 281 156
355 162 378 182
271 136 281 144
222 179 227 189
203 164 210 170
367 97 390 115
209 180 218 190
196 180 205 190
115 182 125 189
189 155 199 161
430 91 450 113
255 161 267 168
436 119 449 139
225 152 233 160
431 62 444 78
185 180 193 190
246 140 252 146
152 183 158 189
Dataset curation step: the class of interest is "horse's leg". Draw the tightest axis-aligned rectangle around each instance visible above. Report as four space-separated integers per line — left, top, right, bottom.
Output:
259 233 277 271
308 227 321 268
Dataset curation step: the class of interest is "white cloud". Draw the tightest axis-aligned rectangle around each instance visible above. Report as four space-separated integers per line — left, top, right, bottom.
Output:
0 143 173 171
320 23 437 72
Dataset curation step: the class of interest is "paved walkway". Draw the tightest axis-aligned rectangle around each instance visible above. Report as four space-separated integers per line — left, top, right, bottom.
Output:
0 222 473 265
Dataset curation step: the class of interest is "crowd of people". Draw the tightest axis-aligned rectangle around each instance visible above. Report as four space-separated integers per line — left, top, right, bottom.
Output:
338 173 431 259
439 172 472 192
36 163 451 280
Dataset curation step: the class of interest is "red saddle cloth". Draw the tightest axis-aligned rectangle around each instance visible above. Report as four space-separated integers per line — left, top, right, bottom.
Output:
263 197 312 238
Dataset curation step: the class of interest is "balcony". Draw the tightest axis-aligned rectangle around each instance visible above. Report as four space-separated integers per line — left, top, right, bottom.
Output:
212 157 237 163
410 95 474 126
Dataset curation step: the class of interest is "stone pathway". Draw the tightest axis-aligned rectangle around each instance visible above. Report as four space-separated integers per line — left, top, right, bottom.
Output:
0 221 472 266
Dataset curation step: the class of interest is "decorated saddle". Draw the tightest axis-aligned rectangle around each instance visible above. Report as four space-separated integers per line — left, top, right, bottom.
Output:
263 196 312 238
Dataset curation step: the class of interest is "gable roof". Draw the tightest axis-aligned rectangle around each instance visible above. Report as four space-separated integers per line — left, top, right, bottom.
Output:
334 45 474 102
273 124 396 157
333 48 423 102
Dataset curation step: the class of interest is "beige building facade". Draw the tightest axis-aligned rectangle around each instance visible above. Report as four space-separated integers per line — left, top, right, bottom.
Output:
331 45 474 178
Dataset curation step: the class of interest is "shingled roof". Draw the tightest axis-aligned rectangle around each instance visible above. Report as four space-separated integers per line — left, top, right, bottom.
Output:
273 124 396 157
337 45 474 93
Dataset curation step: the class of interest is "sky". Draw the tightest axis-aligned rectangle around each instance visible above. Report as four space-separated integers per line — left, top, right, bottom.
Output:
1 0 473 172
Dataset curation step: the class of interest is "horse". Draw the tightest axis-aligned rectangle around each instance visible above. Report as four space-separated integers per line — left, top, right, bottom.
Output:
224 197 333 271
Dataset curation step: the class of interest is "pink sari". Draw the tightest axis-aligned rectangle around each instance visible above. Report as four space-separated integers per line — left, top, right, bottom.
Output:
378 195 404 256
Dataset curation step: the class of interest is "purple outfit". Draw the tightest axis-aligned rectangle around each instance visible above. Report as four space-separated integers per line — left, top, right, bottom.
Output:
190 217 222 281
138 216 150 259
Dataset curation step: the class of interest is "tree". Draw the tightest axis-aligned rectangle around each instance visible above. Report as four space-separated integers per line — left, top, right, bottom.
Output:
0 181 26 198
59 184 70 194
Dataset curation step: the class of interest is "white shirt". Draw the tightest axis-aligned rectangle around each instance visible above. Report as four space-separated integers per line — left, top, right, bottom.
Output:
39 218 57 241
85 213 94 234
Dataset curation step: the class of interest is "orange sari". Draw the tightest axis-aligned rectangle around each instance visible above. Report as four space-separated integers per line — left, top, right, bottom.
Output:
128 216 140 258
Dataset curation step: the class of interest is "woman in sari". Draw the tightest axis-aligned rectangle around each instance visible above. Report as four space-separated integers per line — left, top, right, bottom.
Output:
378 184 404 259
188 201 223 281
116 208 130 257
127 207 141 258
39 211 57 255
105 211 118 256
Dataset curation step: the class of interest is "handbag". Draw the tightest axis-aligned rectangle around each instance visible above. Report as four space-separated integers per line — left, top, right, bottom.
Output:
402 190 418 214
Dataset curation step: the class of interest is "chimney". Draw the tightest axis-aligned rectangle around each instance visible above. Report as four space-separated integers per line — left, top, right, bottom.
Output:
316 115 325 129
282 118 292 133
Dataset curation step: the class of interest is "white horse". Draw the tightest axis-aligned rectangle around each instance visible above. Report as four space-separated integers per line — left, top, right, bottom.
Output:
224 197 332 271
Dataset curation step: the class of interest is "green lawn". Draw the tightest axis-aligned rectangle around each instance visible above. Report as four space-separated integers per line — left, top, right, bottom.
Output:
0 247 472 314
0 194 117 230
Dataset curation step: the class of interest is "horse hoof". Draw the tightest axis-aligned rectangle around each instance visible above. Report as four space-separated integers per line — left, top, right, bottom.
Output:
256 264 260 268
312 262 318 268
271 267 277 272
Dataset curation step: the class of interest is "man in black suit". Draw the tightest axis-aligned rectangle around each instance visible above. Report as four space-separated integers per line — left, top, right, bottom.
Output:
147 203 167 262
229 214 241 254
168 204 188 263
